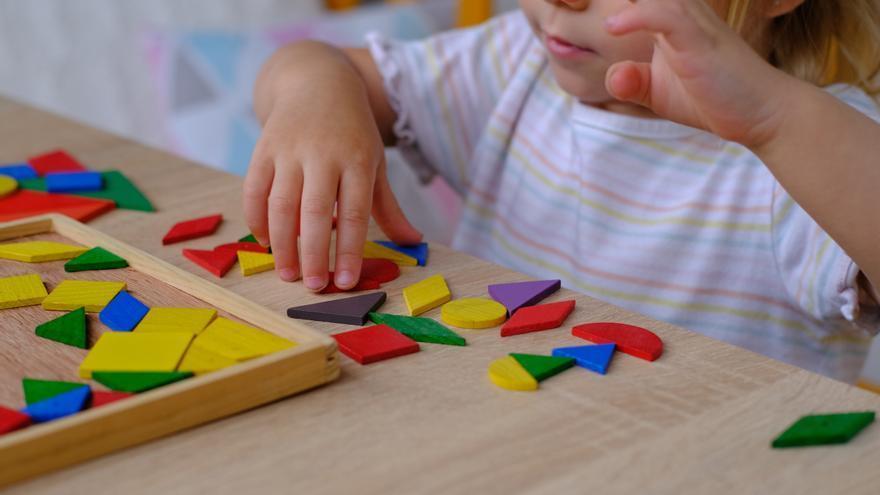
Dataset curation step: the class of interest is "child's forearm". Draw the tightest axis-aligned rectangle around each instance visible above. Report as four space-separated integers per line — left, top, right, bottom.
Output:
752 80 880 285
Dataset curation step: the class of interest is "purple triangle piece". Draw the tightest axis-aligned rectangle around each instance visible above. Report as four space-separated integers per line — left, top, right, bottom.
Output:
488 279 561 315
286 292 387 326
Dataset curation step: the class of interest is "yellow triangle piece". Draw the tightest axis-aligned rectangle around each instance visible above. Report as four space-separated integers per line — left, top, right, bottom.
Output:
441 297 507 329
0 273 48 309
363 241 417 266
402 274 451 316
238 251 275 276
193 317 295 362
79 332 194 379
0 241 88 262
42 280 126 312
177 340 237 375
488 356 538 391
135 307 217 334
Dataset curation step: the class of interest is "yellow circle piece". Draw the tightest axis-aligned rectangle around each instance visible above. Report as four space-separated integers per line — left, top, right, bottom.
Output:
441 297 507 329
0 175 18 198
488 356 538 391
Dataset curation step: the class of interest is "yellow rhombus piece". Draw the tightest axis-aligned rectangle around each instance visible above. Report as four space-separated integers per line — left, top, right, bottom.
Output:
441 298 507 329
135 307 217 334
177 340 237 375
193 317 295 362
42 280 126 312
363 241 417 266
238 251 275 276
0 273 48 309
79 332 194 379
0 241 88 262
488 356 538 392
402 274 451 316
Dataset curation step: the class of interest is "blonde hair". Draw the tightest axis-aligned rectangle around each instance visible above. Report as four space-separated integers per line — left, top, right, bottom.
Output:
728 0 880 94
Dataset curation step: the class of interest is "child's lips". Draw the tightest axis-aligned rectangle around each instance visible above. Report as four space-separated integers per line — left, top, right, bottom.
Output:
544 33 596 59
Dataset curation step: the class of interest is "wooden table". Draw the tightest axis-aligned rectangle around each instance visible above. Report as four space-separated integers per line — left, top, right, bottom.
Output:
2 96 879 494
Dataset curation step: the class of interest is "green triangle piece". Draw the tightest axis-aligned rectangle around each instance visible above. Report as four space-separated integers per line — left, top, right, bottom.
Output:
64 246 129 272
510 353 575 382
772 411 875 448
22 378 87 405
35 307 87 349
91 371 193 393
369 312 466 346
19 171 155 212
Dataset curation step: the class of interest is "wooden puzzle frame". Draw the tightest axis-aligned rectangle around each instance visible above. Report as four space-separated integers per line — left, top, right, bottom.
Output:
0 215 340 487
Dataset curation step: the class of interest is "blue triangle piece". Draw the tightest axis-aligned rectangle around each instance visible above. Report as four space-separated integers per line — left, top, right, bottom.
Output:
99 291 149 332
22 386 91 423
186 33 245 88
375 241 428 266
552 344 616 375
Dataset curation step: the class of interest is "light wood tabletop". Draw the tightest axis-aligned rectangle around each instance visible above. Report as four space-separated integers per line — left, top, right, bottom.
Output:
2 96 880 495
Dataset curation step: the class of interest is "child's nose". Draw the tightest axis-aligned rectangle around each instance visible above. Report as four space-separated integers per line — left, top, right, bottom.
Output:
551 0 590 11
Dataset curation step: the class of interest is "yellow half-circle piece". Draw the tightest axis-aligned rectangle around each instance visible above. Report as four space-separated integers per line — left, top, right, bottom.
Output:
441 298 507 329
0 176 18 198
488 356 538 391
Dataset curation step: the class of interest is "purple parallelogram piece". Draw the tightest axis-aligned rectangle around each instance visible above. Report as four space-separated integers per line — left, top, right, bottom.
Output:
488 279 561 316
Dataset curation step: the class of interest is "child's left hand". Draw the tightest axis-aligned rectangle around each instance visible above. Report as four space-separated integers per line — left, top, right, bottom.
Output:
604 0 793 150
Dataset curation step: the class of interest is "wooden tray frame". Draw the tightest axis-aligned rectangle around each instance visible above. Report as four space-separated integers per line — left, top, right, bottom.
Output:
0 215 340 487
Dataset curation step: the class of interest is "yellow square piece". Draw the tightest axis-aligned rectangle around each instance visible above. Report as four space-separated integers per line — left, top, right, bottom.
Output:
402 274 451 316
193 317 295 362
238 251 275 276
135 307 217 334
79 332 194 379
363 241 417 266
42 280 126 312
0 241 87 262
177 341 237 375
0 273 48 309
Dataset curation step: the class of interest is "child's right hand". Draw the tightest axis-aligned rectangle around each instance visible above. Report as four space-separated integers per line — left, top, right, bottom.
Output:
243 43 422 291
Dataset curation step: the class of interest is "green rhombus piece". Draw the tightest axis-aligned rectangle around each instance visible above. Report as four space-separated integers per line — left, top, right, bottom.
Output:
772 411 875 448
35 307 87 349
22 378 88 405
369 312 466 346
92 371 193 393
64 246 129 272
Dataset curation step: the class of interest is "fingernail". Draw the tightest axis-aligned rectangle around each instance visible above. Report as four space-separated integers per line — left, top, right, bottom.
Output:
336 271 354 287
280 268 299 282
305 276 326 290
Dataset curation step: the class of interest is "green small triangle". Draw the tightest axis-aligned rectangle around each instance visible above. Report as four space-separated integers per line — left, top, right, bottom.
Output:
64 247 129 272
22 378 87 405
19 171 155 212
369 312 466 346
92 371 193 393
510 353 575 382
35 307 87 349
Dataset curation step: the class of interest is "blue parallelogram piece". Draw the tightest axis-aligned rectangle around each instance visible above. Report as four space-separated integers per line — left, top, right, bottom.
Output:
45 171 104 193
99 291 149 331
552 343 616 375
375 240 429 266
0 163 38 181
22 386 91 423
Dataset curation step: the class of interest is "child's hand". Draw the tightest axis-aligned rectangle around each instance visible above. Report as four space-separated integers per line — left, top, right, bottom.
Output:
604 0 791 149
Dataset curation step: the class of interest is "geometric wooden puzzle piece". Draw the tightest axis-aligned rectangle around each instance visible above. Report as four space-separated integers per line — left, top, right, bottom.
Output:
64 246 128 272
0 273 48 309
571 322 663 362
176 341 238 375
369 312 467 346
363 240 418 266
0 406 31 435
488 279 561 315
90 390 133 408
772 411 876 448
360 258 401 284
0 163 37 181
214 242 269 255
98 291 150 331
0 189 115 223
402 274 451 316
552 344 616 375
182 248 237 278
27 149 87 175
440 297 507 329
0 241 87 262
331 324 420 365
21 385 91 423
22 378 87 405
374 240 428 266
237 251 275 276
78 332 194 378
35 307 87 348
320 274 381 295
500 299 576 337
192 317 295 362
41 280 126 312
22 171 157 212
0 176 17 199
134 307 217 334
487 356 538 391
510 353 575 382
91 371 193 394
237 233 271 253
45 171 103 193
162 214 223 245
287 291 387 326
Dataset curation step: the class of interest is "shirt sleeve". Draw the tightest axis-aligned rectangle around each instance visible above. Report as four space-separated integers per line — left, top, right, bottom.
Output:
772 84 880 334
367 11 537 194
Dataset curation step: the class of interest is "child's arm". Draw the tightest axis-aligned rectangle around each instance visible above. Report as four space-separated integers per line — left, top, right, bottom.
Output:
245 41 422 290
603 0 880 289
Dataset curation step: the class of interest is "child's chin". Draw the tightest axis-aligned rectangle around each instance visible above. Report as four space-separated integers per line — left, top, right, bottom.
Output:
550 68 611 104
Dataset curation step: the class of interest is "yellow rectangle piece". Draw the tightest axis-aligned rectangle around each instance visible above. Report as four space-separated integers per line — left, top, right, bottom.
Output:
135 307 217 334
42 280 126 312
402 274 451 316
79 332 194 379
177 341 238 375
0 241 87 262
363 241 418 266
238 251 275 276
0 273 48 309
193 317 295 362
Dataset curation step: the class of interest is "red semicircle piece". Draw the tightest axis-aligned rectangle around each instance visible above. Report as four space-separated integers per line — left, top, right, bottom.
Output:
571 322 663 361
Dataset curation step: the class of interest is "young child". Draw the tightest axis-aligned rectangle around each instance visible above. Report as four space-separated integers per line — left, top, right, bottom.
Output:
245 0 880 382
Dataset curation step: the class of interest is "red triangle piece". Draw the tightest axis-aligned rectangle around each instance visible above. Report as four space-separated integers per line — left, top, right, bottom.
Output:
214 242 269 255
183 248 237 278
571 322 663 361
91 390 133 408
501 299 576 337
28 149 87 175
163 214 223 245
0 406 31 435
0 189 114 222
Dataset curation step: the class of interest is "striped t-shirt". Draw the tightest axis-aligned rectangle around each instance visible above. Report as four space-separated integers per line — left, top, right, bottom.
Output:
367 11 880 382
